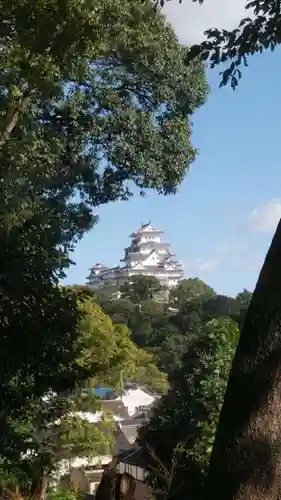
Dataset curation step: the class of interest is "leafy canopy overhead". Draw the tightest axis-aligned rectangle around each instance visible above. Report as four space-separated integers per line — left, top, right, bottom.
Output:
1 0 208 236
154 0 280 89
187 0 281 88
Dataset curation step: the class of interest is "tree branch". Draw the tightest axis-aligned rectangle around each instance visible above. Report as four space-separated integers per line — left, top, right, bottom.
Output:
0 92 32 149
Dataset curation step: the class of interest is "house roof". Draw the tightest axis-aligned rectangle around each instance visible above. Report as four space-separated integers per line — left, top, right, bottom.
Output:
122 253 148 262
119 423 139 444
116 389 155 417
85 470 104 482
83 494 96 500
119 418 146 427
102 400 130 420
117 447 147 469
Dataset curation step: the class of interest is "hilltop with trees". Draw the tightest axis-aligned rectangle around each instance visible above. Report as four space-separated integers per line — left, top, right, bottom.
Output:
87 276 251 375
76 274 251 500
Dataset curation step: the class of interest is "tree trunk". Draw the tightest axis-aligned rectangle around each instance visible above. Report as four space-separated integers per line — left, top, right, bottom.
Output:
29 477 47 500
0 93 31 149
205 218 281 500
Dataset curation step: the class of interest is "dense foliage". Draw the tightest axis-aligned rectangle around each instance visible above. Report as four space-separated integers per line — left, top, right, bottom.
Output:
85 276 251 500
120 275 165 302
91 277 251 375
138 318 239 500
0 293 166 498
46 487 79 500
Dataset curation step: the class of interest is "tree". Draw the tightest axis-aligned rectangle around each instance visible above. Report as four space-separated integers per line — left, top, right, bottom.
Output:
132 363 168 393
139 318 239 500
0 296 167 498
155 0 280 89
93 278 250 375
7 394 115 500
0 297 125 498
153 333 190 374
233 289 252 328
201 294 240 322
109 322 168 392
235 289 252 307
1 0 208 222
120 276 165 303
169 278 215 307
46 487 79 500
0 0 207 484
1 296 167 500
188 0 281 89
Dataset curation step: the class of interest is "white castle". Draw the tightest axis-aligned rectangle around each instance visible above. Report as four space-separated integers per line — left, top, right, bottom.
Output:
86 221 184 289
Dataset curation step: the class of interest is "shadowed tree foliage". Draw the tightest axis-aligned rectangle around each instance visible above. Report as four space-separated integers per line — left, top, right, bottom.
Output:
0 296 167 498
138 318 239 500
186 0 281 89
120 275 164 303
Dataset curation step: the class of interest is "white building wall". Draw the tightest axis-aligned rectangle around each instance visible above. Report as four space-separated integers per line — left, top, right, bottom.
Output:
139 247 150 254
138 235 161 244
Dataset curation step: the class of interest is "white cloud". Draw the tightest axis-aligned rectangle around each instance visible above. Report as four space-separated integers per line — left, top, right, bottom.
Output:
163 0 249 44
233 252 263 272
184 257 219 275
214 240 247 256
184 236 264 278
193 257 219 272
248 199 281 233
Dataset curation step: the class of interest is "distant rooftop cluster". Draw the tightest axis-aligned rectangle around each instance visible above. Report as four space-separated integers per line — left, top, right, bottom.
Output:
60 385 161 497
86 221 183 290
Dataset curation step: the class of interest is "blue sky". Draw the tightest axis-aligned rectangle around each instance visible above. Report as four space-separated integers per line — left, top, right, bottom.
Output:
64 5 281 297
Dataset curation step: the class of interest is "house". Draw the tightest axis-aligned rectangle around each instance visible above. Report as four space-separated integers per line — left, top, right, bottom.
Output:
59 386 158 497
61 467 105 498
95 446 155 500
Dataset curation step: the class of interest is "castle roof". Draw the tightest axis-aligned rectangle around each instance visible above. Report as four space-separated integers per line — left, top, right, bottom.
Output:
130 221 163 238
128 265 183 274
90 263 107 270
86 265 122 281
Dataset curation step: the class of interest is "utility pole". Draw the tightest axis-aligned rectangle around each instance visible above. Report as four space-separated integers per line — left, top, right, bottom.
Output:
120 370 124 402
